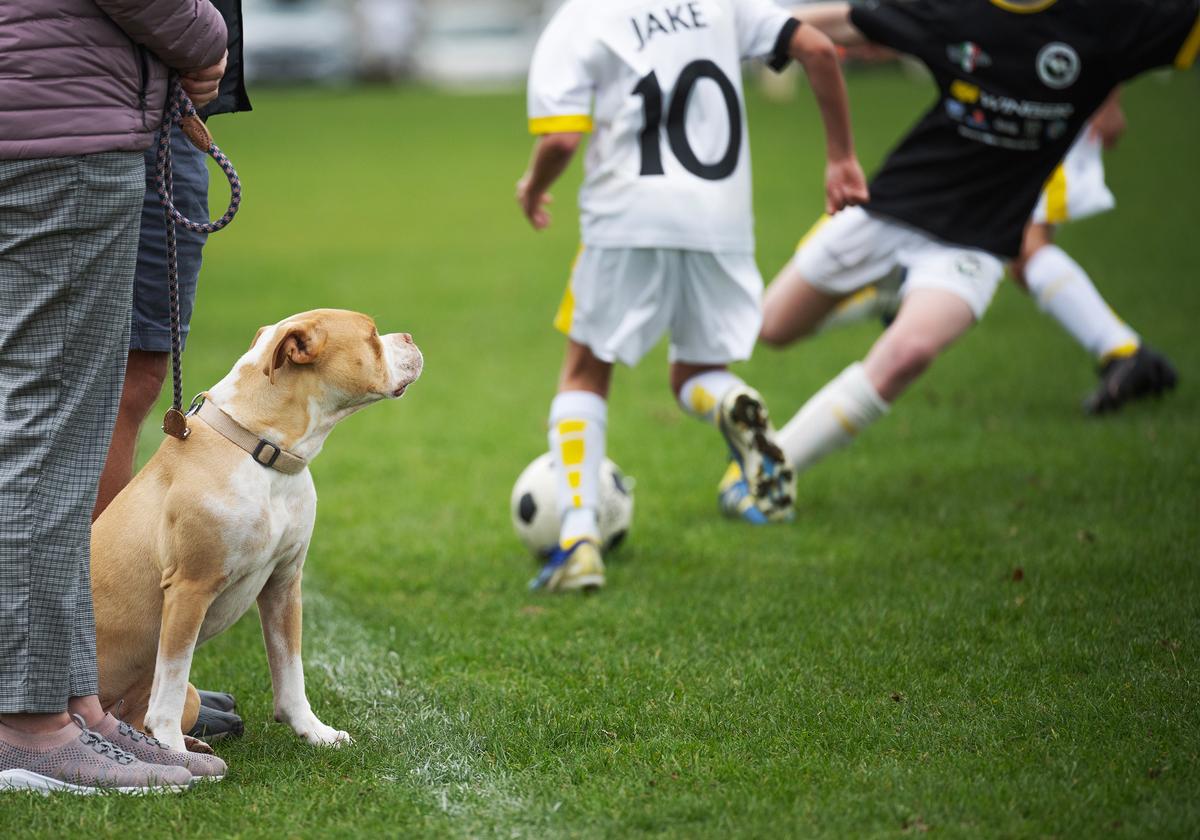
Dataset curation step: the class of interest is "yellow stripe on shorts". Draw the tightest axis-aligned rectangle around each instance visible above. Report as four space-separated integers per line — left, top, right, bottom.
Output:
553 246 585 335
1176 12 1200 70
1044 164 1069 225
795 214 832 252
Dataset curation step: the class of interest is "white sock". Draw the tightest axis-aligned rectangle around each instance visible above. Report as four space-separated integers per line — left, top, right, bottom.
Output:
1024 245 1139 362
677 370 744 425
778 362 889 474
548 391 607 546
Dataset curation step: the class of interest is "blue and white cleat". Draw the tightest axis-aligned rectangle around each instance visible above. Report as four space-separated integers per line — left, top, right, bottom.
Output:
717 461 769 524
529 538 605 593
716 386 795 523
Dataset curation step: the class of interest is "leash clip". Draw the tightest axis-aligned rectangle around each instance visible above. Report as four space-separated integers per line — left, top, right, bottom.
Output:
162 407 191 440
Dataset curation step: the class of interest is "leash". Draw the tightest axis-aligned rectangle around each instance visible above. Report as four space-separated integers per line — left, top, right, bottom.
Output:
157 79 243 440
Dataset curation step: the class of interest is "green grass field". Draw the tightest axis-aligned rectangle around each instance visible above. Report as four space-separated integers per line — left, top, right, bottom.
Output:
5 69 1198 837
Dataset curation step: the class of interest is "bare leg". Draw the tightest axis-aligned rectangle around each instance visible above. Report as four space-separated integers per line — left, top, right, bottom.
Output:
863 288 977 402
760 262 843 348
559 339 613 397
670 361 727 399
93 350 168 520
1008 221 1055 291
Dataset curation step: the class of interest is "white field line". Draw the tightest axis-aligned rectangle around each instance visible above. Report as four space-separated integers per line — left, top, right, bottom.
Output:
303 591 542 837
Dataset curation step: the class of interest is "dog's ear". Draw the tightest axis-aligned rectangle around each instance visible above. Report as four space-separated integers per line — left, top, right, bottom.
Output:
250 325 268 350
264 320 328 384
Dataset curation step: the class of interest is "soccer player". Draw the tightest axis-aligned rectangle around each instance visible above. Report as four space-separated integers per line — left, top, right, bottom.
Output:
817 91 1180 415
518 0 869 592
741 0 1198 487
1013 90 1178 414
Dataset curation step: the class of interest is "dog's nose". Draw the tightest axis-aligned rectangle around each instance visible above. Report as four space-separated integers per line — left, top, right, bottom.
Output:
399 333 413 345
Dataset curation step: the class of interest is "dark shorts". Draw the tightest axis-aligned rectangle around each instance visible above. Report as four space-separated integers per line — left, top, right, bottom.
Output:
131 125 209 352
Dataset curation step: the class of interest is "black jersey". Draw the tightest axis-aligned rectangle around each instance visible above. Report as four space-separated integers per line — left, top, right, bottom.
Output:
849 0 1199 258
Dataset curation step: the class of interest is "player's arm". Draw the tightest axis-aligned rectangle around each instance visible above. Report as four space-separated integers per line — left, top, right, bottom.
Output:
516 133 583 231
789 2 867 47
786 20 870 212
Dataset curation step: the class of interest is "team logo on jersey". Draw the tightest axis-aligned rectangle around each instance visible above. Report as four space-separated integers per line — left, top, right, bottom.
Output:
947 41 991 73
1036 43 1081 89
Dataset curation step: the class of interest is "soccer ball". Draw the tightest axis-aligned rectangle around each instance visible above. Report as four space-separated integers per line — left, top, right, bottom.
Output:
510 453 634 558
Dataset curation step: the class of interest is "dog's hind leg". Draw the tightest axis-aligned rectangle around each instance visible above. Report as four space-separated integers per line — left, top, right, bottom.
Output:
258 561 350 747
144 581 218 752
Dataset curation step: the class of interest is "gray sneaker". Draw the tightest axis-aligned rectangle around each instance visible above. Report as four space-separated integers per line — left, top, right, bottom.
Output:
0 715 193 795
95 714 227 782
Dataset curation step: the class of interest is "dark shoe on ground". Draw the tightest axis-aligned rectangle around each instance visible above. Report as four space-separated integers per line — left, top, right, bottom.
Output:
186 705 244 742
95 714 226 782
0 715 193 795
1084 345 1179 415
197 690 237 714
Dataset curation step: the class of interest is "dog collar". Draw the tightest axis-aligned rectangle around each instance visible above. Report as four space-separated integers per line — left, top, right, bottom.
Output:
189 395 308 475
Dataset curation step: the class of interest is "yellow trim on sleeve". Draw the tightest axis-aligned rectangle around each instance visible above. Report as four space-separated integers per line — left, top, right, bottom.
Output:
1176 12 1200 70
988 0 1058 13
1043 164 1069 225
529 115 594 135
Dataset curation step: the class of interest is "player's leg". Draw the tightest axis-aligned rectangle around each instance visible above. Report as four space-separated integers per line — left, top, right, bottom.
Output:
776 243 1002 476
670 252 795 523
1011 222 1177 414
532 248 668 593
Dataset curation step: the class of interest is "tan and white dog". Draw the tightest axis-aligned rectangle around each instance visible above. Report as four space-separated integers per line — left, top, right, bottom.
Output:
91 309 422 751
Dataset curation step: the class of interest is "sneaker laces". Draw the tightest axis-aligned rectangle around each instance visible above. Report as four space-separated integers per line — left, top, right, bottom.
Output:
70 714 136 765
110 698 169 751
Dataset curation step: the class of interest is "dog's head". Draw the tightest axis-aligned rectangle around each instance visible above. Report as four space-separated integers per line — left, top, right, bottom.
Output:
248 309 423 416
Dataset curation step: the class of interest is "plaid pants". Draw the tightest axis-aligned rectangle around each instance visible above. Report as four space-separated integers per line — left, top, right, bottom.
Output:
0 152 143 713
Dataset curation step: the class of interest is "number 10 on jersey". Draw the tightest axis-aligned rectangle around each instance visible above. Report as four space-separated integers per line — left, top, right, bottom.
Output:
633 60 742 181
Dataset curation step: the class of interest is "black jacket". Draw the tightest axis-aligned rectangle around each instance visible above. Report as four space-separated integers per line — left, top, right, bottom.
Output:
200 0 251 119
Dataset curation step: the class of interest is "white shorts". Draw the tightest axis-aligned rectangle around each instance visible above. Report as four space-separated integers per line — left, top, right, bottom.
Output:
554 247 763 366
1031 128 1116 225
793 206 1004 320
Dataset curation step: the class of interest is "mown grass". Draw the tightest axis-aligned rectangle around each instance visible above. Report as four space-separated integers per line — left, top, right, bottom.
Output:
3 68 1197 838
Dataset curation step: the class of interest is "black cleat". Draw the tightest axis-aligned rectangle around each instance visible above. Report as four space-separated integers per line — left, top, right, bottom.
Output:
187 704 245 742
1084 345 1179 415
197 689 237 714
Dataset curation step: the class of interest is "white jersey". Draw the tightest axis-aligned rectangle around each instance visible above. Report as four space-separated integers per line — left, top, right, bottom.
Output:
527 0 797 254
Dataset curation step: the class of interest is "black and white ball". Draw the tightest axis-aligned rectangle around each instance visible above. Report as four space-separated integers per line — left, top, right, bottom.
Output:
510 453 634 558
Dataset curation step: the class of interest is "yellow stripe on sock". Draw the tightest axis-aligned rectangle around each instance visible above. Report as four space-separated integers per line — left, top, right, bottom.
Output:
832 405 859 437
1099 341 1140 365
1044 164 1069 224
561 439 584 466
571 494 582 508
689 385 717 418
567 470 582 489
558 420 586 435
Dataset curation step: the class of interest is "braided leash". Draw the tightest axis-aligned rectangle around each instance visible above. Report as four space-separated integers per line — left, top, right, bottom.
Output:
156 80 243 440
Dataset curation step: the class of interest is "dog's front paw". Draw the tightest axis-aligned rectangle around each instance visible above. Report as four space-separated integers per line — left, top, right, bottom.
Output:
299 720 352 748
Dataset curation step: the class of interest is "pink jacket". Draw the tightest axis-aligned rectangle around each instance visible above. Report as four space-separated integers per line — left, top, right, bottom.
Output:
0 0 228 160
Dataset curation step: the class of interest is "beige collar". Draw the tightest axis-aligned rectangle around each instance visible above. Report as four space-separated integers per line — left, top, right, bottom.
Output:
190 396 308 475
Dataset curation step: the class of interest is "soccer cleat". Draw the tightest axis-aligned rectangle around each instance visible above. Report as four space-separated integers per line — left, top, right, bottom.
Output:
716 386 795 523
529 538 605 593
1084 344 1179 415
717 461 768 524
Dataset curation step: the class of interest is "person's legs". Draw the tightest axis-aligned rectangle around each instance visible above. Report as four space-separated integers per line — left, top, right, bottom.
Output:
0 154 139 731
93 126 208 520
1010 222 1140 362
777 288 975 474
93 351 169 518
